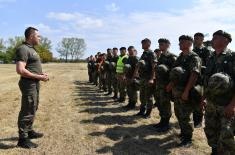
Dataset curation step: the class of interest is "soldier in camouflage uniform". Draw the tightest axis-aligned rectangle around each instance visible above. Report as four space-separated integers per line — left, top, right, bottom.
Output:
153 38 177 132
134 38 155 119
203 30 235 155
192 32 212 128
110 48 119 99
123 46 139 110
168 35 201 147
104 48 113 95
153 49 161 108
116 47 128 102
87 55 94 83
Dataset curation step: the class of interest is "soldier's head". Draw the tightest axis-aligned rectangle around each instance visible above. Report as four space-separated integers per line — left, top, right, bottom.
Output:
194 32 204 47
107 48 112 54
128 46 136 56
97 52 101 56
158 38 170 52
179 35 193 52
212 30 232 50
120 47 126 56
141 38 151 50
25 27 40 46
112 47 118 56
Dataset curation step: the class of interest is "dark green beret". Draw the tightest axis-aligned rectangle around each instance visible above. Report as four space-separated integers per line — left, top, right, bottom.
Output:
179 35 194 42
141 38 151 44
213 30 232 43
158 38 170 44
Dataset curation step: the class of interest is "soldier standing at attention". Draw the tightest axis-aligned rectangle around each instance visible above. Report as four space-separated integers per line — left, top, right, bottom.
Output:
134 38 155 119
203 30 235 155
116 47 128 102
168 35 201 147
193 32 212 128
104 48 113 95
110 47 119 99
16 27 49 148
123 46 139 110
154 38 177 132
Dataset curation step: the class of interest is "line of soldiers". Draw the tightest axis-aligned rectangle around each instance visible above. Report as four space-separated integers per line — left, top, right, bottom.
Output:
87 30 235 155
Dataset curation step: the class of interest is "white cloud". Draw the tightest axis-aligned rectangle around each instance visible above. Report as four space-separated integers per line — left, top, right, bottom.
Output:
44 0 235 58
47 12 103 29
105 3 120 12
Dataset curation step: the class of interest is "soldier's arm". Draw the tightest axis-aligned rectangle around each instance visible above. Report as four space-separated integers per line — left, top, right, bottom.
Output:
16 61 48 81
183 72 199 93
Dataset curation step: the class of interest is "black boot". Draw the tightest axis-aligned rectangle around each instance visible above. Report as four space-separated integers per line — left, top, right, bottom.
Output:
112 93 118 100
193 112 203 128
17 138 38 149
177 136 192 147
211 147 218 155
143 108 152 119
135 107 145 116
156 118 171 132
28 130 44 139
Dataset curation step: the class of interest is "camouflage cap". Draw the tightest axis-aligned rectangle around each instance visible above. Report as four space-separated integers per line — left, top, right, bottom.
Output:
179 35 193 42
158 38 170 44
213 30 232 43
207 72 233 96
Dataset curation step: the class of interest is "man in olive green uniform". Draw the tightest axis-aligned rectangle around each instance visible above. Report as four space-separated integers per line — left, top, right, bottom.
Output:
87 55 94 83
192 32 212 128
16 27 49 148
111 48 119 99
134 38 155 119
154 38 177 132
104 48 113 95
123 46 139 110
93 53 101 86
204 30 235 155
168 35 201 147
153 49 161 108
116 47 128 102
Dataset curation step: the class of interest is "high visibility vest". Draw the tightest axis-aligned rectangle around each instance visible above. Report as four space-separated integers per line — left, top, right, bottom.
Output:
116 55 128 73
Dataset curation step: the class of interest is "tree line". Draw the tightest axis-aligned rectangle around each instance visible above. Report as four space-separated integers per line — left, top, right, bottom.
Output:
0 37 86 63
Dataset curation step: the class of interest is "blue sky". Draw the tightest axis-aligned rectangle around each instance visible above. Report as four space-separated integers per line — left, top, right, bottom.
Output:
1 0 235 58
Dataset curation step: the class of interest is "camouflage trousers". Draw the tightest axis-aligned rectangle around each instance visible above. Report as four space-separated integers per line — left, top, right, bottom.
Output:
106 71 112 93
88 69 93 82
116 73 126 100
155 86 172 120
204 101 235 154
173 87 194 139
111 72 118 96
139 79 154 110
126 79 138 106
92 70 98 85
18 78 40 139
99 72 107 91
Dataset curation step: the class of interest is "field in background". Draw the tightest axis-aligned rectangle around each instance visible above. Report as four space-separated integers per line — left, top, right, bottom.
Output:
0 63 210 155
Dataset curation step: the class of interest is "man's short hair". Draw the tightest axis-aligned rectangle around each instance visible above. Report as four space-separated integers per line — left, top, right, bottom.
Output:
113 47 118 50
25 27 38 39
128 46 135 51
141 38 151 44
179 35 194 42
120 47 126 51
213 30 232 43
194 32 204 38
158 38 170 44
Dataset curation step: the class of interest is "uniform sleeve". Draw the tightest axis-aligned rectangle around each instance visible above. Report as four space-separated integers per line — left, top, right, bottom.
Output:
15 46 28 62
122 57 128 64
190 55 201 74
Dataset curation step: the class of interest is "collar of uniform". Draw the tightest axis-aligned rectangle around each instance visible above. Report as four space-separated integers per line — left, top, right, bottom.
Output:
161 51 169 56
179 50 193 56
143 49 152 53
23 42 34 48
212 48 229 56
194 45 204 50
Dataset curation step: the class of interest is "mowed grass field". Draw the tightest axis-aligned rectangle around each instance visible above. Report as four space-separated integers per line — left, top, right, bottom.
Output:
0 63 210 155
